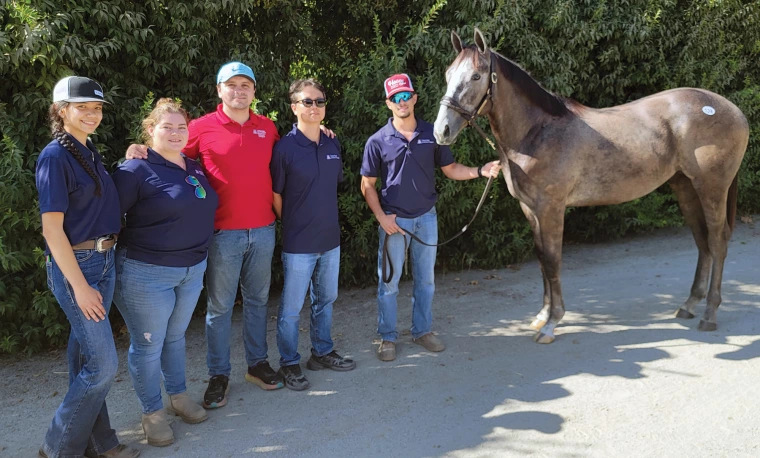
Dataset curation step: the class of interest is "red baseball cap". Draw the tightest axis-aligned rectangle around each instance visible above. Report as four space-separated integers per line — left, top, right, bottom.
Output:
384 73 414 98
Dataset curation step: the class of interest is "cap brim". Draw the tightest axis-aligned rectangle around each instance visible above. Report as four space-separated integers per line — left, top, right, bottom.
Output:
218 74 256 84
59 97 110 104
386 88 414 98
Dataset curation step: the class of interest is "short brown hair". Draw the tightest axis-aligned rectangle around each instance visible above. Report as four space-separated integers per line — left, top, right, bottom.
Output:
288 78 326 103
140 98 190 146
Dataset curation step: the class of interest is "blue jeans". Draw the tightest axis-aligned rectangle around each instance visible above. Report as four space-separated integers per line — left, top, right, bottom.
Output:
206 224 275 376
113 249 206 414
277 246 339 366
42 248 120 458
377 206 438 342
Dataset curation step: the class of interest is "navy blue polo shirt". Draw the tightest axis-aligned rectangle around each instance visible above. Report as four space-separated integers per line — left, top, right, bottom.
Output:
270 125 343 254
36 135 121 252
361 118 455 218
112 148 219 267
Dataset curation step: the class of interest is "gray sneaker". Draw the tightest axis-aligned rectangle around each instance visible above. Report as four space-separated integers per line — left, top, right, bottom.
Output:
278 364 310 391
413 333 445 352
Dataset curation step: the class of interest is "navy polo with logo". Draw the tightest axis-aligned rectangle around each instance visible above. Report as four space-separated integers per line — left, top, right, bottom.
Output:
361 118 455 218
270 124 343 254
112 148 219 267
36 135 121 252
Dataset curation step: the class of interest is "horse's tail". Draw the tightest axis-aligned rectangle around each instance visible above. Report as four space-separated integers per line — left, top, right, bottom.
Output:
727 173 739 234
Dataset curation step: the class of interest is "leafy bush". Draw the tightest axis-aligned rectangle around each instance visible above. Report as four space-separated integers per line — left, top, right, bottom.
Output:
1 0 758 353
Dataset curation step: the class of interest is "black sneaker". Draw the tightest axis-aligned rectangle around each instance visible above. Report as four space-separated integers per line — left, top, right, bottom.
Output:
245 361 284 390
203 374 230 409
307 350 357 372
278 364 310 391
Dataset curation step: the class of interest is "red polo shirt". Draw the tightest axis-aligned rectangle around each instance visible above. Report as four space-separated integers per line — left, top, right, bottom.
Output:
184 104 280 230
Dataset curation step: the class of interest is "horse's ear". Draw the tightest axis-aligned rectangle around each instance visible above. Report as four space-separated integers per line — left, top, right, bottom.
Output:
451 30 463 54
474 27 488 54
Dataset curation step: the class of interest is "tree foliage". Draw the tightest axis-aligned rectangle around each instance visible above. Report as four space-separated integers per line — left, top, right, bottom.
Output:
2 0 759 352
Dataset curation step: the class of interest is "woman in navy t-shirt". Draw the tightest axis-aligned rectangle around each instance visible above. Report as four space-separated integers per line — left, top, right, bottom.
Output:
112 99 218 447
35 77 139 458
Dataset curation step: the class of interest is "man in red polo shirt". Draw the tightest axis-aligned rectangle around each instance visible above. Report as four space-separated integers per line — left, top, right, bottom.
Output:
127 62 286 409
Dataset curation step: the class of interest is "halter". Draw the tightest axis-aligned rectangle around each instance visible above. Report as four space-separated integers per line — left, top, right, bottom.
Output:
439 52 499 151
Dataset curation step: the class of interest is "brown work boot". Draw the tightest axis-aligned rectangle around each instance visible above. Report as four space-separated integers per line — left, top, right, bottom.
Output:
377 341 396 361
167 392 208 424
84 444 141 458
413 333 445 352
141 409 174 447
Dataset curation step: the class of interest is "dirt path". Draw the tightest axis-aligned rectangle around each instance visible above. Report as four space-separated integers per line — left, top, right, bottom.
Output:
2 222 760 458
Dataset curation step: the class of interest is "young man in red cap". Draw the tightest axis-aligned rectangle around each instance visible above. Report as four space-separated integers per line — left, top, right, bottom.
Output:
360 73 500 362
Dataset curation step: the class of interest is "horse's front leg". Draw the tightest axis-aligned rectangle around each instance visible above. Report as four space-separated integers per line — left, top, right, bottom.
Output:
531 204 566 344
519 202 550 330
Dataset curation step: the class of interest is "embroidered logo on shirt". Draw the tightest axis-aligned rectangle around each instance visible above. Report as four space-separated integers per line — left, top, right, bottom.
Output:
252 129 267 138
326 154 340 160
418 138 435 144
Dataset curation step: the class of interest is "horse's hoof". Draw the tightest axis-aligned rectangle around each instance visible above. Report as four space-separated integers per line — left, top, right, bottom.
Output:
675 309 695 320
698 320 717 332
533 332 555 344
530 319 547 331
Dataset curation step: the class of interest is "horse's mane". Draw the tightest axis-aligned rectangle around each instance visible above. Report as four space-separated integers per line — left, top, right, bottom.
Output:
457 46 572 117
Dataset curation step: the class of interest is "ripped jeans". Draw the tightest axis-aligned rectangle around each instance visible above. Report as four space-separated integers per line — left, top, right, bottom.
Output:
113 249 206 414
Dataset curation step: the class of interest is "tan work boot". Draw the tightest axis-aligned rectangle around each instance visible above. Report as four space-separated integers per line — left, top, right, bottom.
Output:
141 409 174 447
377 341 396 361
413 333 445 352
167 392 209 424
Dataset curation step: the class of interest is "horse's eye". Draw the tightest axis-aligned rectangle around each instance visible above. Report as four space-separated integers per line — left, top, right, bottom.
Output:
472 74 481 80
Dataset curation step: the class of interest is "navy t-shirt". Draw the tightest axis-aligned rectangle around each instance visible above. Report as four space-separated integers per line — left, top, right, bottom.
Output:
361 118 455 218
270 125 343 254
112 148 219 267
35 135 121 252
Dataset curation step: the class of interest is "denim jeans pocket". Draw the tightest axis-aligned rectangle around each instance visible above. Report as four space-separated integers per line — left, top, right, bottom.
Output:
74 249 95 263
46 258 54 292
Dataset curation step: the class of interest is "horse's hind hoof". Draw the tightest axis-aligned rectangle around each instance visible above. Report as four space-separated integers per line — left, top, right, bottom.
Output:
675 309 695 319
698 320 717 332
533 332 555 344
530 319 547 331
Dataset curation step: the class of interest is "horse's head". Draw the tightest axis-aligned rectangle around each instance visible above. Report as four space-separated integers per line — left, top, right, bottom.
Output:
434 28 495 145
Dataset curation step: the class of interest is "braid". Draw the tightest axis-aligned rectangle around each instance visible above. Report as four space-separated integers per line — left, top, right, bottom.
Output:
49 103 102 197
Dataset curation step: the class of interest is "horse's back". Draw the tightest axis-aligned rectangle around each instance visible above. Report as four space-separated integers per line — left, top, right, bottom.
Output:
559 88 747 206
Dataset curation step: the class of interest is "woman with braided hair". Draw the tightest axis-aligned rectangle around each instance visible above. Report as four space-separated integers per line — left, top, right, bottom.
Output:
35 76 140 458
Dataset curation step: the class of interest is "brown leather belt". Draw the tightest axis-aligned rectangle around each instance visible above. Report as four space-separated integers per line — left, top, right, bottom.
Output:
71 235 117 252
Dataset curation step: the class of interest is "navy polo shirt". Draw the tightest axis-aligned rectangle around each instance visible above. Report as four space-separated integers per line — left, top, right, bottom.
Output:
271 125 343 254
112 148 219 267
361 118 455 218
36 135 121 252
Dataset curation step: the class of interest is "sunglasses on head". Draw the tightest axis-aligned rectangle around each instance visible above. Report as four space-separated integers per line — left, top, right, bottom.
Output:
295 98 326 108
390 91 414 104
185 175 207 199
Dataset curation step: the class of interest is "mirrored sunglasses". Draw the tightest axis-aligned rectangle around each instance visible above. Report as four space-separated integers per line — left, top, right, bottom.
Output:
296 98 326 108
185 175 207 199
390 91 414 104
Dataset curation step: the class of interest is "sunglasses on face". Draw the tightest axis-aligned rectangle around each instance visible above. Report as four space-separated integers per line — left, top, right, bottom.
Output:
390 91 414 104
185 175 207 199
295 98 327 108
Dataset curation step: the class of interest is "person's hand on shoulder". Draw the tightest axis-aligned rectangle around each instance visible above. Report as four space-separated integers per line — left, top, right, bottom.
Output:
125 144 149 160
320 125 336 139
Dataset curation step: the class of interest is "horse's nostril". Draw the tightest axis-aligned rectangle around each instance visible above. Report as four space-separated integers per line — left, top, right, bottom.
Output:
443 125 450 137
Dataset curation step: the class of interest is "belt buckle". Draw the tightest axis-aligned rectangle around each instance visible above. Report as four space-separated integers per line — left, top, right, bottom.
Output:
95 236 111 253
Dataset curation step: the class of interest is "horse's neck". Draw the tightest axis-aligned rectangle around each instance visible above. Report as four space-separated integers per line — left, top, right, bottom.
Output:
488 89 545 157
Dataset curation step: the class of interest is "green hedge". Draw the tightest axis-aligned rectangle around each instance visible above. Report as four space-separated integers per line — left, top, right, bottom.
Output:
2 0 759 353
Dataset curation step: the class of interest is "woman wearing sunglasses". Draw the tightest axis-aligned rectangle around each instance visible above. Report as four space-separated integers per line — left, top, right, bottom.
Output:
112 99 218 447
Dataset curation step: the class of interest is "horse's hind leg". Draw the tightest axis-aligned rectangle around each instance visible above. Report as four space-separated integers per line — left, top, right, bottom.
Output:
668 174 711 319
693 185 732 331
519 202 550 330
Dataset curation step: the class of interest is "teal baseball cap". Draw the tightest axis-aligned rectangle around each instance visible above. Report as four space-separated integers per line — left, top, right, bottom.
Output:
216 62 256 85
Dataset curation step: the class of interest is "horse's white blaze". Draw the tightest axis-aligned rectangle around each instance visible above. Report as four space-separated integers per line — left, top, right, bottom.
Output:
434 59 478 144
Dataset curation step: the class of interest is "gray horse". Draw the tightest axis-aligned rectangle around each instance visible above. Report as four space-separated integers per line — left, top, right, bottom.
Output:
434 29 748 344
